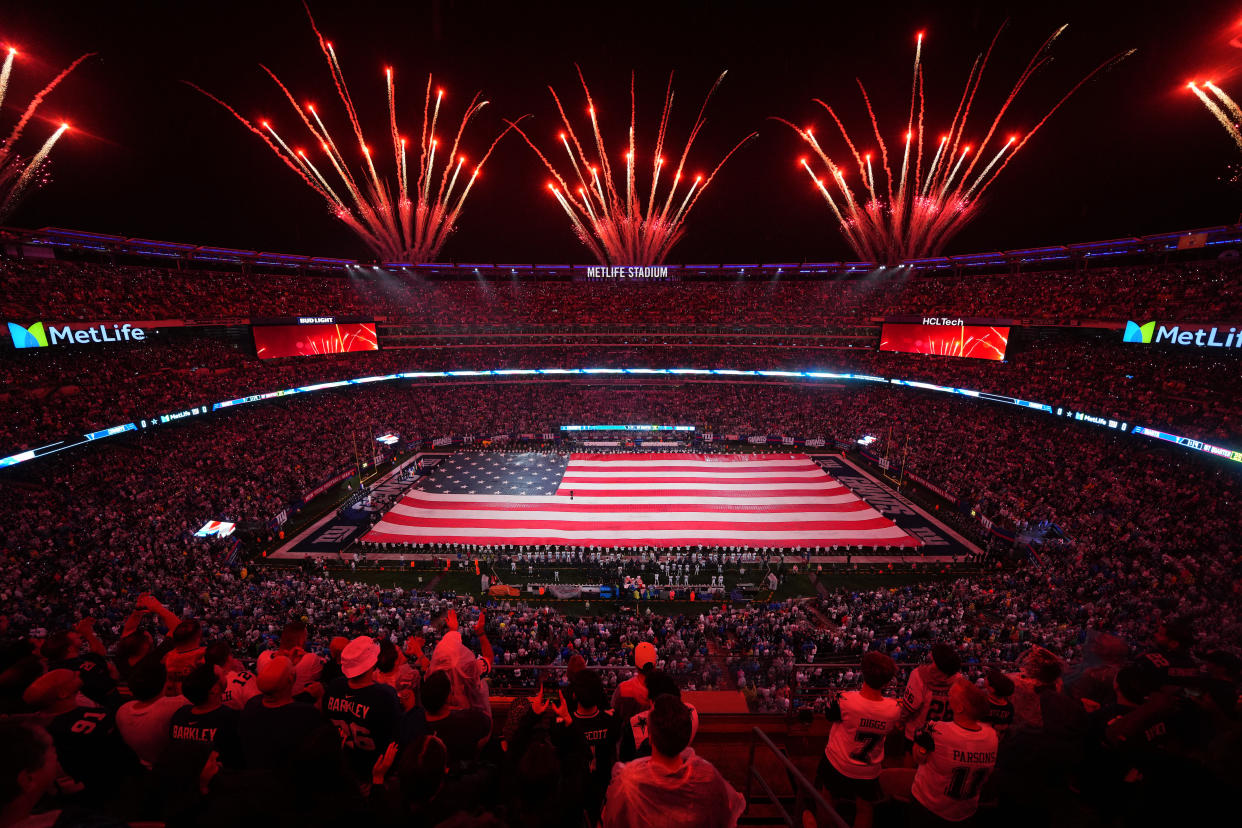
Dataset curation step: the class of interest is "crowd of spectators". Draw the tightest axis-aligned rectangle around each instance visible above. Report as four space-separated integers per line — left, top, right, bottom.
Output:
3 254 1241 825
3 257 1240 326
0 378 1238 824
4 332 1240 451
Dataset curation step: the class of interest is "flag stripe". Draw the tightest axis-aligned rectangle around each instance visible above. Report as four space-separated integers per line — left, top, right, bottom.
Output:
398 492 867 508
364 524 913 544
380 507 887 526
363 452 920 549
390 495 877 515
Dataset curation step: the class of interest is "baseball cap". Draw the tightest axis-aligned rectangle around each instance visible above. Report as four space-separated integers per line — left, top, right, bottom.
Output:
341 636 380 679
634 642 657 670
256 656 293 695
22 669 79 708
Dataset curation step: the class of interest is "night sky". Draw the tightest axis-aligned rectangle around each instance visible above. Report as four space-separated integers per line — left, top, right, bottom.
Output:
3 0 1240 263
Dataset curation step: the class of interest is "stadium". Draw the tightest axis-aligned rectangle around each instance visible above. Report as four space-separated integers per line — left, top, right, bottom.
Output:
0 2 1239 827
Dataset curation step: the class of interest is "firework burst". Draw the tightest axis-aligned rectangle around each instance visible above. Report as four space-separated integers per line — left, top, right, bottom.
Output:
190 9 516 263
782 27 1131 265
0 45 93 222
508 68 756 265
1188 80 1242 152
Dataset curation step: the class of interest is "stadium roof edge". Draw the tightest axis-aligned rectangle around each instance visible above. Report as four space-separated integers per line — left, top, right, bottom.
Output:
3 222 1238 274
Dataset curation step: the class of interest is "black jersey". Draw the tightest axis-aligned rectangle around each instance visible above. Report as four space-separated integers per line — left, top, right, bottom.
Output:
324 678 403 782
167 703 243 768
46 706 140 796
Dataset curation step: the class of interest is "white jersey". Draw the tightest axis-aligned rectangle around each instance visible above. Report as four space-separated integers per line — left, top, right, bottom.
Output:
900 664 956 739
220 669 260 711
911 722 998 822
824 692 902 779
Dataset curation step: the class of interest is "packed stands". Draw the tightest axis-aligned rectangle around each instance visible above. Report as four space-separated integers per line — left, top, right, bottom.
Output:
2 247 1240 827
4 258 1242 325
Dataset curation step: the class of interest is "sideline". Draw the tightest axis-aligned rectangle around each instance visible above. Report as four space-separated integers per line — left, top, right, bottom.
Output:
816 453 982 557
269 452 430 558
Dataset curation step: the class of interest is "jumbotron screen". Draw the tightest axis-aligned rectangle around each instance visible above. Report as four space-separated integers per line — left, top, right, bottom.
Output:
253 322 379 359
880 323 1010 361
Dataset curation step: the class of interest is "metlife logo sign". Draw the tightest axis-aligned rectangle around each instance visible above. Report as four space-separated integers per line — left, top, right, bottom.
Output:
1122 320 1241 349
7 321 149 350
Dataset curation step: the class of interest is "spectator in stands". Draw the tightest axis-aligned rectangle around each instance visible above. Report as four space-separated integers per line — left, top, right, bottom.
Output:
817 651 901 828
375 638 419 699
898 644 961 751
204 641 259 711
603 694 745 827
909 680 998 825
321 635 350 685
115 655 186 766
422 670 491 769
165 663 243 769
618 670 699 761
39 623 115 707
613 641 657 722
429 609 493 717
23 669 139 803
0 719 128 828
983 670 1015 738
238 655 324 770
559 669 618 820
324 635 403 786
259 620 324 698
163 619 205 683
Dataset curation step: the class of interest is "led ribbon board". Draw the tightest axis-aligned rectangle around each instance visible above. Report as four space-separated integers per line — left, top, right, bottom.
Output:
2 367 1237 468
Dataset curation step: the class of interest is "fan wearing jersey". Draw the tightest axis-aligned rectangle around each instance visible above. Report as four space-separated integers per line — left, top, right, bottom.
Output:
23 669 140 803
41 626 118 709
816 652 901 828
983 670 1015 738
205 641 259 711
165 663 243 769
911 681 998 825
898 645 962 746
324 635 402 787
560 669 619 822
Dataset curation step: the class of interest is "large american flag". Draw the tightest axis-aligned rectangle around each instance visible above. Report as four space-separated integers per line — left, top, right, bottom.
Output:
362 452 919 549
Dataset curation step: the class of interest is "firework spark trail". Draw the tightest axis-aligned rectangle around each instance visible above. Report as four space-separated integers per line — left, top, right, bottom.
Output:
785 27 1130 264
1191 82 1242 152
509 67 756 265
0 45 91 222
0 48 14 110
0 52 93 153
0 122 67 217
190 8 517 263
